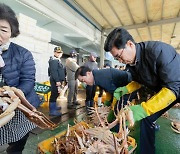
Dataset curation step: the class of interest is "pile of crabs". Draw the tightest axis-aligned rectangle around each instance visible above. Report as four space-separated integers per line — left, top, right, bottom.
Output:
51 92 180 154
52 102 137 154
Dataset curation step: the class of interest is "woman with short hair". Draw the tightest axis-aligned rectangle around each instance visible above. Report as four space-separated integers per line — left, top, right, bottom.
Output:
0 3 40 153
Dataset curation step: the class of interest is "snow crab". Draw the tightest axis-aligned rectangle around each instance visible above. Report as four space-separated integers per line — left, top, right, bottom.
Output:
53 120 136 153
0 94 19 127
52 101 136 154
0 86 56 129
88 100 134 129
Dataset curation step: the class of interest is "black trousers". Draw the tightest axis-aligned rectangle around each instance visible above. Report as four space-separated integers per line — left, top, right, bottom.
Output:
6 133 29 154
85 85 97 102
140 98 179 154
49 79 59 102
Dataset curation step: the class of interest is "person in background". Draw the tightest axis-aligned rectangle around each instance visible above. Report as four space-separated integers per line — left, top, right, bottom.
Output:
48 46 65 116
65 50 79 109
0 3 41 153
104 27 180 154
119 65 126 70
75 66 135 122
75 66 132 98
104 63 112 68
114 65 120 69
83 52 98 109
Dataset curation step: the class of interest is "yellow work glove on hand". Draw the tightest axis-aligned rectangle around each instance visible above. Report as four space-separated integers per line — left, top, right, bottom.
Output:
128 88 176 125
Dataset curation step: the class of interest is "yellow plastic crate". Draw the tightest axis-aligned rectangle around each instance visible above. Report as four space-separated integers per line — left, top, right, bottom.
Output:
38 121 89 154
38 121 137 154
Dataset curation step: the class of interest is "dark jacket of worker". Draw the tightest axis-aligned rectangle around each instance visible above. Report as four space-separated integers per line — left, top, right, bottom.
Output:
93 68 132 94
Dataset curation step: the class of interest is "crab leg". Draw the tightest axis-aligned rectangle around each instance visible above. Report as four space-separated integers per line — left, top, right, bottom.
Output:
74 131 85 149
33 111 56 127
95 105 106 127
107 118 119 130
3 89 56 129
0 111 15 127
66 124 70 137
18 104 56 129
10 87 36 111
122 113 127 140
11 87 56 128
125 107 134 127
12 87 56 128
0 97 19 118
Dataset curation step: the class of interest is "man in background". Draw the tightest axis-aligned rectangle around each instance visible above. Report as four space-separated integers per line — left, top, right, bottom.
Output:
48 46 65 116
83 52 98 109
66 50 80 109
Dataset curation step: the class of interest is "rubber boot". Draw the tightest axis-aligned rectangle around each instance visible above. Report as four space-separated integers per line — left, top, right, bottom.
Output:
49 102 62 116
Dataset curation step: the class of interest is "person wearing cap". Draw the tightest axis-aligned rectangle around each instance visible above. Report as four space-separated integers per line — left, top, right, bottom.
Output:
104 28 180 154
48 46 65 116
83 52 98 111
65 50 80 109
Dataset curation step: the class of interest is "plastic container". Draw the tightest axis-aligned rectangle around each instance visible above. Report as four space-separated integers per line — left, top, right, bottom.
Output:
38 121 137 154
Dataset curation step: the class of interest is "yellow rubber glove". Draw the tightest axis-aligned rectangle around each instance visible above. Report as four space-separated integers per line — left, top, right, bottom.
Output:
129 87 176 124
114 81 141 100
142 87 176 115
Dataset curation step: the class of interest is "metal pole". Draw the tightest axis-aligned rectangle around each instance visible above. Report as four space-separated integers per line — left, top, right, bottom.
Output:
100 29 105 68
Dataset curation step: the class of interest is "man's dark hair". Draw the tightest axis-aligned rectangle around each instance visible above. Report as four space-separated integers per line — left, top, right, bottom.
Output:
0 3 20 37
75 66 92 80
104 28 135 52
